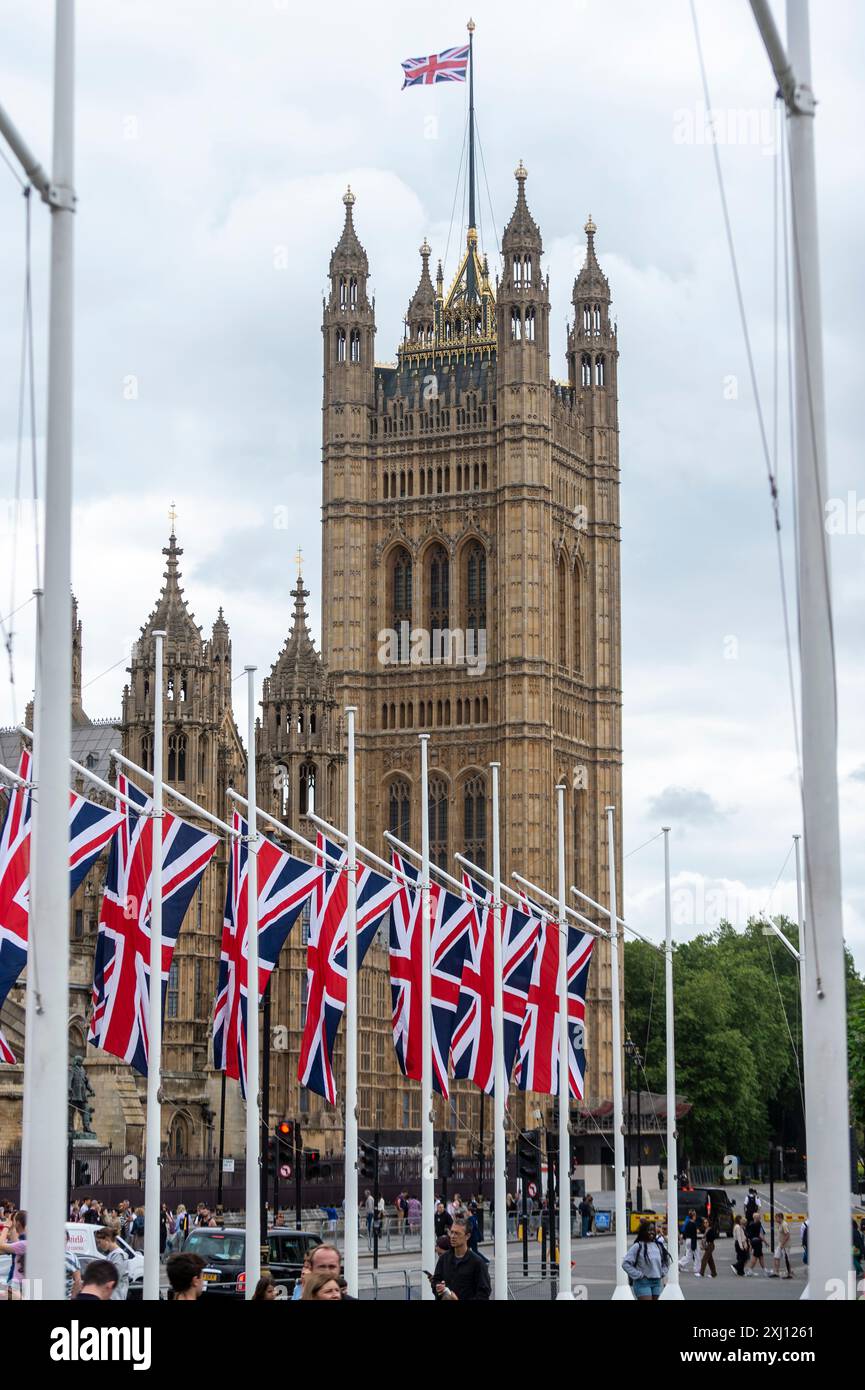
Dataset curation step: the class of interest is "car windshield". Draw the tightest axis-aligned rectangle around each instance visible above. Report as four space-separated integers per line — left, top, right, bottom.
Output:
185 1233 245 1262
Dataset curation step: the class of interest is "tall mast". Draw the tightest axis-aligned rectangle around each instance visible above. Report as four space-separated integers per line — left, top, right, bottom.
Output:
467 17 476 232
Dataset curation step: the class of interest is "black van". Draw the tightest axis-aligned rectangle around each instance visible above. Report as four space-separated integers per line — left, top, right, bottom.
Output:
183 1226 323 1298
677 1188 736 1236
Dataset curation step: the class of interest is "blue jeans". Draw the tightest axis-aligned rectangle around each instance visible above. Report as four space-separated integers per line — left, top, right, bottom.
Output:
581 1216 591 1238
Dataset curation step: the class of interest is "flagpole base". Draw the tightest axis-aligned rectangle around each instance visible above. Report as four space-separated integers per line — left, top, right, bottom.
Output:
799 1283 810 1300
659 1282 685 1300
612 1281 635 1301
555 1288 575 1301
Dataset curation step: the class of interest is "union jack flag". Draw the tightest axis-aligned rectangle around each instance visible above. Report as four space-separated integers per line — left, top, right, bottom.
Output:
513 893 594 1098
88 775 218 1074
386 852 475 1097
388 850 420 1076
214 812 322 1096
401 44 470 87
0 748 122 1064
298 834 399 1103
450 874 540 1094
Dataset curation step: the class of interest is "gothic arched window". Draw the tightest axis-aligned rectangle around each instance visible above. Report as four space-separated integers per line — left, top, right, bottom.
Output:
464 541 487 646
336 328 346 363
388 778 411 844
339 277 348 308
428 775 448 870
557 555 568 667
168 733 187 782
140 734 152 772
574 563 584 676
511 307 522 341
299 762 316 816
350 276 358 307
391 547 412 662
167 960 180 1019
428 544 449 636
169 1113 189 1156
463 775 487 871
350 329 361 363
581 353 592 387
525 306 536 342
595 355 605 387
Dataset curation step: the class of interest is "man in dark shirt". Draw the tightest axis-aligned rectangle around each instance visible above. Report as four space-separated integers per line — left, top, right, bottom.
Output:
433 1217 491 1301
74 1260 118 1301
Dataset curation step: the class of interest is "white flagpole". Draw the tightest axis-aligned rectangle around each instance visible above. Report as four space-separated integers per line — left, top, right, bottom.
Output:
658 827 683 1300
606 805 631 1299
19 589 42 1214
343 706 359 1295
749 0 849 1302
22 0 75 1301
555 785 573 1299
244 665 260 1299
143 630 165 1301
419 734 435 1299
793 833 808 1085
490 762 507 1301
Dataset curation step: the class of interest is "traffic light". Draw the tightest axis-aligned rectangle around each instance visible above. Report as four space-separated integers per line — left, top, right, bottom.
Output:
275 1119 294 1152
265 1136 277 1175
437 1136 454 1180
305 1148 321 1180
359 1141 376 1179
517 1130 542 1191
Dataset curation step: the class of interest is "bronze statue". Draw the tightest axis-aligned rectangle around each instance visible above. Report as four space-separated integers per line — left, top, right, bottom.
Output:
68 1055 95 1137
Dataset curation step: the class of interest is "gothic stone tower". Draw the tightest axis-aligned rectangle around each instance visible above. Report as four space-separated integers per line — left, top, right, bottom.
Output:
320 167 623 1122
120 530 247 1155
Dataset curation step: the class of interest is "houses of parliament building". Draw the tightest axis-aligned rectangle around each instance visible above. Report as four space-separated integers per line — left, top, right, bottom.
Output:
0 160 623 1172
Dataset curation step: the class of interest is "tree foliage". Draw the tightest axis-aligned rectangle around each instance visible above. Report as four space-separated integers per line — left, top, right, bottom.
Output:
623 917 864 1163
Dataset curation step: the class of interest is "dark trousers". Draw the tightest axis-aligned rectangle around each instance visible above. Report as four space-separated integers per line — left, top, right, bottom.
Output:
700 1244 717 1277
734 1242 749 1275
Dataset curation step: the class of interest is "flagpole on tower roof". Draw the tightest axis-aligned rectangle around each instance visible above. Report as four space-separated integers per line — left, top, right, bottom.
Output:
467 17 476 232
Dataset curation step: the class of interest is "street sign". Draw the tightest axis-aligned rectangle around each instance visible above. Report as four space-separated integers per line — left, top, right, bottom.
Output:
221 1158 235 1174
527 1180 539 1200
279 1163 292 1179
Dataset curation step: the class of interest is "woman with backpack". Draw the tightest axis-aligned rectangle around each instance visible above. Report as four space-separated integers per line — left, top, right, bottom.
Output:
622 1219 672 1300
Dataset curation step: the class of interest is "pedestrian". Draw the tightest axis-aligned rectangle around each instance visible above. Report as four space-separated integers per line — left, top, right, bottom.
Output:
772 1213 793 1279
95 1226 129 1301
306 1242 356 1299
432 1216 491 1301
679 1208 699 1272
82 1199 101 1226
159 1204 171 1258
166 1251 206 1300
697 1215 718 1279
801 1218 808 1266
852 1218 864 1283
117 1200 132 1242
64 1249 82 1300
0 1210 26 1294
130 1205 145 1251
745 1209 767 1276
657 1167 665 1191
172 1203 190 1251
74 1259 119 1301
364 1189 374 1246
375 1193 385 1239
434 1199 453 1241
253 1272 278 1300
579 1194 594 1239
302 1272 342 1301
731 1214 750 1277
744 1187 761 1222
291 1252 313 1300
407 1195 421 1233
622 1219 671 1300
396 1191 408 1236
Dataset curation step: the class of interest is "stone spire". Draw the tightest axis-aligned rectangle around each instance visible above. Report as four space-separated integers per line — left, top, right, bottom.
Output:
329 185 369 278
574 213 610 301
406 237 436 341
269 568 322 684
139 532 202 647
502 160 542 254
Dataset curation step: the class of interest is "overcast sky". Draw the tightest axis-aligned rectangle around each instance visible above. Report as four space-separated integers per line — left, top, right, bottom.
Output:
1 0 862 969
